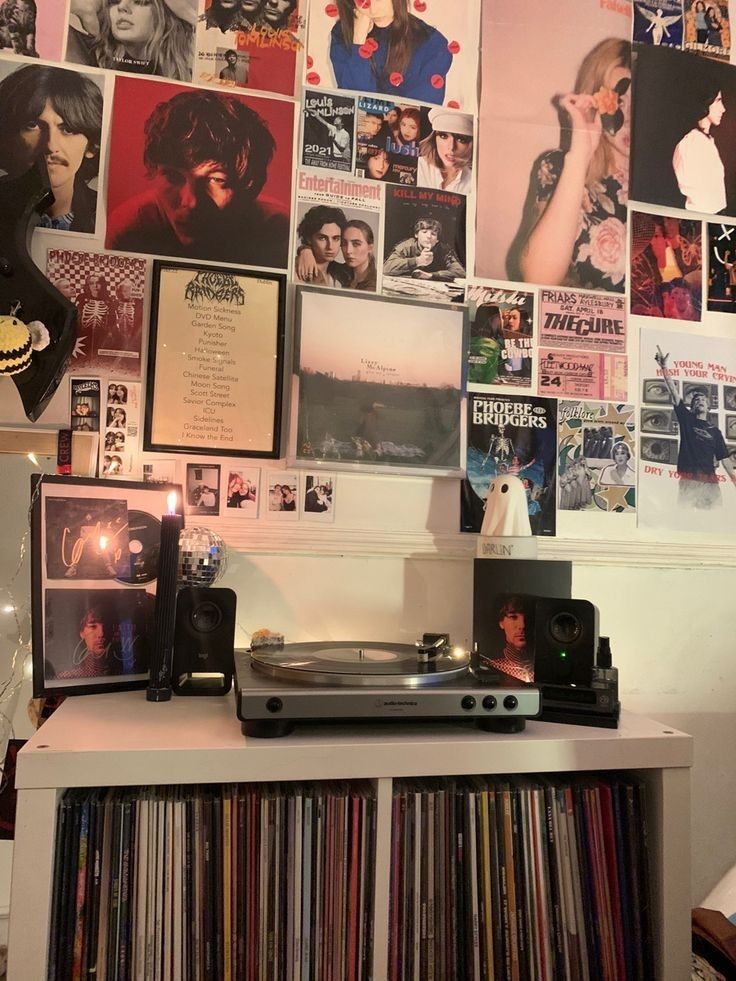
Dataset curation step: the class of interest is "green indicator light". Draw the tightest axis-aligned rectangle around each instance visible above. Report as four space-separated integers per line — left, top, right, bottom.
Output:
560 651 567 659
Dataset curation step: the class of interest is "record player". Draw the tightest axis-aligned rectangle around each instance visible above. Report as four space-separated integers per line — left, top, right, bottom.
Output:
234 634 540 738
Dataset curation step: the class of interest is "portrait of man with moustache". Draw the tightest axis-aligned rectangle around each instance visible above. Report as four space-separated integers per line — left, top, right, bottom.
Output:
0 62 103 233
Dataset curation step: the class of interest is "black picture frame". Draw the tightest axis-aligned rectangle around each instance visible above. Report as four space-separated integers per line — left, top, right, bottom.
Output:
143 260 286 458
30 474 181 697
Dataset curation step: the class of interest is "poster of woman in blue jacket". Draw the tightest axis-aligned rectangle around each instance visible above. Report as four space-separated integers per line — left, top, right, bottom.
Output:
305 0 479 112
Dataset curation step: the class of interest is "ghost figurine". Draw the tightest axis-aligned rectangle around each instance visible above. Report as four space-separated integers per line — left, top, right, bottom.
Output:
480 473 532 537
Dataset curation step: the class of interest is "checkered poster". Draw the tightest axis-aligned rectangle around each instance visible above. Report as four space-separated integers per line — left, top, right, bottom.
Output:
46 249 147 378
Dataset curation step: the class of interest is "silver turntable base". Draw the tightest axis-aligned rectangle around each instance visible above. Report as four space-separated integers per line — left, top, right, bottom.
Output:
235 643 540 738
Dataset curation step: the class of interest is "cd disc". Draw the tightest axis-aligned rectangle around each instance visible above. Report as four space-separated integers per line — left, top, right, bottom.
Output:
116 509 160 585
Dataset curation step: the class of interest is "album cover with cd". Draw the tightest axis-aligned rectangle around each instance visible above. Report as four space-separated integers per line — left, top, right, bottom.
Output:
44 497 130 580
116 510 161 585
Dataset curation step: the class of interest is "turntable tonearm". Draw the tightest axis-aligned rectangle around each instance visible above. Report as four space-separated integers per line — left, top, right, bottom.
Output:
234 634 540 738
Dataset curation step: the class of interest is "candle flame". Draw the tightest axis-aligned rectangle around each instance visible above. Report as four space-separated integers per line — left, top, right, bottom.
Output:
99 536 108 550
167 491 177 515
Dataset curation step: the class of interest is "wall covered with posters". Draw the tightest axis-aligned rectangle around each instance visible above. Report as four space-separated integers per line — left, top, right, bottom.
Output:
0 0 736 903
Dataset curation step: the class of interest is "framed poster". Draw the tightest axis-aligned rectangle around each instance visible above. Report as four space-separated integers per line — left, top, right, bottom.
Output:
144 261 286 457
30 475 181 697
291 287 466 476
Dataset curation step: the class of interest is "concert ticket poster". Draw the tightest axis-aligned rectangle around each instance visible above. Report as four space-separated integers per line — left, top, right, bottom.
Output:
539 288 626 354
557 401 636 514
537 350 628 402
461 393 557 537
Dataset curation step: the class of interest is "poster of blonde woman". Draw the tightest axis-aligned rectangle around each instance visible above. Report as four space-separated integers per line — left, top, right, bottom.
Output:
476 0 631 293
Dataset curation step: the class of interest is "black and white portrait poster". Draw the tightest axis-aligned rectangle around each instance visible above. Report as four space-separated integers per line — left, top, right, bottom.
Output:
630 212 702 320
557 401 636 514
65 0 196 80
476 0 631 291
0 56 105 235
707 220 736 309
631 44 736 217
465 282 534 391
683 0 730 61
47 249 146 378
461 393 558 537
195 0 302 97
639 328 736 533
302 89 356 171
382 185 466 302
106 75 293 269
304 0 480 111
633 0 684 49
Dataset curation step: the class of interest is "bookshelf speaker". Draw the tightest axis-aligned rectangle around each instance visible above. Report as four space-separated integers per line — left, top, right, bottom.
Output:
533 599 598 687
172 586 236 696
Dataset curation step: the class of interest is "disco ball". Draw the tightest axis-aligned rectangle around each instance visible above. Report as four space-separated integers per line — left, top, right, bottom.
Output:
178 527 227 587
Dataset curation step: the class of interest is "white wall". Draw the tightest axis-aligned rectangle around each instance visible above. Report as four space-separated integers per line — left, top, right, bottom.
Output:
1 446 734 906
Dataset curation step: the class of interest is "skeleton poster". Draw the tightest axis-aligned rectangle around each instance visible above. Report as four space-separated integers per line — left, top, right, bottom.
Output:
47 249 146 377
461 393 558 536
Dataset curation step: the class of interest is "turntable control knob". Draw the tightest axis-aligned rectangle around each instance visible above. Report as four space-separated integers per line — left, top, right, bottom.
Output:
482 695 497 711
503 695 518 711
266 697 283 713
461 696 476 711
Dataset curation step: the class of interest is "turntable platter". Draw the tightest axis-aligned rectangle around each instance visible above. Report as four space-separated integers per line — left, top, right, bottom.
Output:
250 640 470 687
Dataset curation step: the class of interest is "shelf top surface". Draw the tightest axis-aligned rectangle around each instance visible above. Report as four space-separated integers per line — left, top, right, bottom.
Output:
16 691 693 790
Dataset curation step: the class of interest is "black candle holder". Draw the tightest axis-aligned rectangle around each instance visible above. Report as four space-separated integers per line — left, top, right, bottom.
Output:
147 510 184 701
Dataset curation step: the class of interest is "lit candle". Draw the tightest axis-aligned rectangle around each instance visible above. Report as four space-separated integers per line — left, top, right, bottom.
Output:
147 491 185 701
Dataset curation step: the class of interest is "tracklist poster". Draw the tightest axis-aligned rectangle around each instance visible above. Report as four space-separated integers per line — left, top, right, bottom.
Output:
302 89 355 172
461 392 557 536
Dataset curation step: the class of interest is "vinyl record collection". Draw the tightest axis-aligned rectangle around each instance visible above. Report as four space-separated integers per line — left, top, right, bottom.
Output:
388 772 653 981
47 781 376 981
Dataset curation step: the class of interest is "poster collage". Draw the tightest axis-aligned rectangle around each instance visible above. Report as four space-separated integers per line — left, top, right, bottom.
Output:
2 0 736 538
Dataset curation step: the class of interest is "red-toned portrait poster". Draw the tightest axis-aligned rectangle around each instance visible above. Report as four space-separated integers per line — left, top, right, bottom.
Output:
105 75 294 270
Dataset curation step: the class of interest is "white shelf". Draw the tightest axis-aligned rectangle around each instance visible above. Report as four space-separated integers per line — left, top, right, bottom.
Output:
16 691 692 789
7 694 693 981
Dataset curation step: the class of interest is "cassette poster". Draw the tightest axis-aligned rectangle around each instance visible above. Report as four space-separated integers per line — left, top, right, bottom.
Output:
557 401 636 514
461 393 557 536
